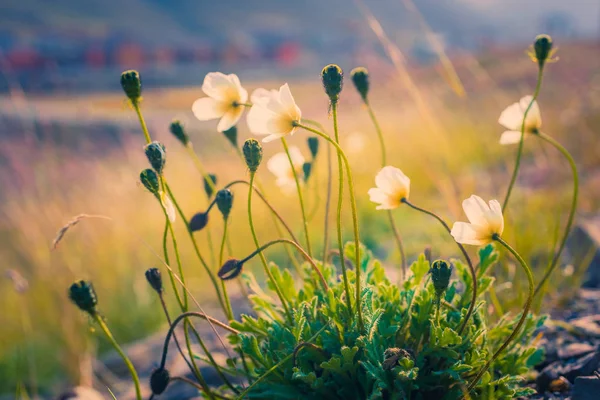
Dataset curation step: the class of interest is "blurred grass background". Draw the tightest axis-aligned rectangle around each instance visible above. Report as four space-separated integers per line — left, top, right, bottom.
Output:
1 2 600 396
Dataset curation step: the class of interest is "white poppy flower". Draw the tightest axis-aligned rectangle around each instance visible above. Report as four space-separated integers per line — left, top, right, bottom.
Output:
451 195 504 246
192 72 248 132
160 192 176 223
368 166 410 210
498 95 542 145
267 147 305 193
247 84 301 143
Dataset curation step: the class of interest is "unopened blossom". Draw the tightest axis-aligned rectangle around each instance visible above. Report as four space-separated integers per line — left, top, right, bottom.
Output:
368 166 410 210
267 147 305 193
498 95 542 145
451 195 504 246
247 84 301 143
192 72 248 132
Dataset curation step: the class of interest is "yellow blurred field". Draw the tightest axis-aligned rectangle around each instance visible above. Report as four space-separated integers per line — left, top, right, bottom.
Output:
1 40 599 394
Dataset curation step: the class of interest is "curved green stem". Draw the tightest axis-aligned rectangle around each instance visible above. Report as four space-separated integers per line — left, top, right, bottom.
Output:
248 172 293 323
132 102 152 145
183 321 215 399
467 234 534 392
158 294 197 377
281 137 312 257
164 183 227 314
502 67 545 212
220 218 234 321
303 119 333 271
93 314 142 400
297 118 363 330
401 199 476 334
533 132 578 298
363 100 407 274
240 238 328 291
162 219 185 309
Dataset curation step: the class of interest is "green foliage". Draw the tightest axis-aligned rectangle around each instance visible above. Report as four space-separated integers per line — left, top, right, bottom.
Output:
224 243 546 399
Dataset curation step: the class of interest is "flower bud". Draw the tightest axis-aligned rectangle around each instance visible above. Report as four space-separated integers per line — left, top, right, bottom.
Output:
242 139 263 173
307 137 319 159
140 169 160 195
350 67 369 101
150 368 170 395
189 211 209 232
321 64 344 103
68 280 98 315
534 34 553 67
120 70 141 103
431 260 452 297
302 162 312 182
145 268 163 294
204 174 217 199
144 141 167 174
169 120 189 146
222 126 238 148
216 189 234 220
218 259 244 280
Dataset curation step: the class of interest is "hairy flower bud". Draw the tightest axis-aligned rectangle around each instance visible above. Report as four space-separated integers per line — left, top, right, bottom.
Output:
204 174 217 199
307 137 319 159
68 280 98 315
216 189 234 220
144 141 167 174
150 368 170 395
140 169 160 195
431 260 452 297
321 64 344 103
303 162 312 182
218 259 244 280
350 67 369 101
189 211 209 232
243 139 263 173
145 268 163 293
120 70 141 103
534 34 553 68
169 120 189 146
222 126 238 148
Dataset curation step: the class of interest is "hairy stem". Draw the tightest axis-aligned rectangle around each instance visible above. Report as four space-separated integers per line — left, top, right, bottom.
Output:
502 67 545 212
401 199 476 334
132 102 152 145
533 132 578 298
219 218 234 321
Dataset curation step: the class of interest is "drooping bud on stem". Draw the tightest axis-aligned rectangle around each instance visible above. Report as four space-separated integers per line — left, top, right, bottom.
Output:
145 268 163 294
204 174 217 199
534 34 553 68
350 67 369 102
222 126 238 148
302 162 312 182
150 368 170 395
242 139 263 173
216 189 234 220
218 259 244 280
431 260 452 298
307 137 319 159
140 169 160 196
68 280 98 315
144 141 167 174
169 120 190 146
189 212 209 232
120 70 142 104
321 64 344 104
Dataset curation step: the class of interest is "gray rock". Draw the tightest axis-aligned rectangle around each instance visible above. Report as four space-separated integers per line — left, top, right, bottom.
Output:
563 350 600 383
572 376 600 400
568 216 600 289
571 316 600 338
558 343 595 360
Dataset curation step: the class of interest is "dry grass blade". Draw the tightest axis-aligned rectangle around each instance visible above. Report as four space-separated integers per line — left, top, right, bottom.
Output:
51 214 113 250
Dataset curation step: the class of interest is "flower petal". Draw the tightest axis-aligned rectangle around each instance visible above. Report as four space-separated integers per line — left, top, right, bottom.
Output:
202 72 233 99
450 222 488 246
262 133 285 143
192 97 225 121
217 106 244 132
161 193 176 223
267 152 291 178
487 200 504 236
247 105 276 135
499 130 526 145
251 88 278 105
375 166 410 199
498 101 523 131
462 195 490 226
519 96 541 129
